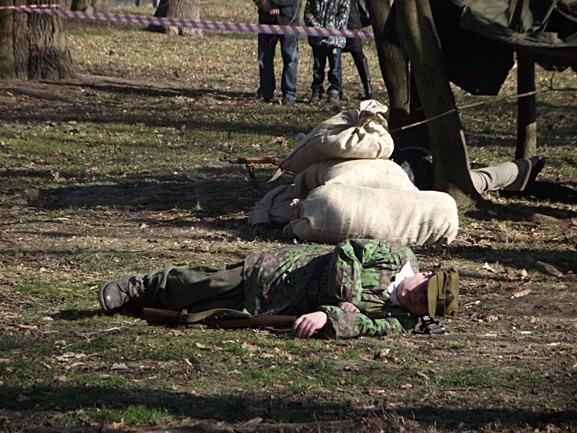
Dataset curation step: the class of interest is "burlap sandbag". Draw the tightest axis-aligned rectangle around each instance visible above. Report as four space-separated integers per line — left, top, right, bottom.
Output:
248 184 297 227
290 184 459 245
279 100 394 174
293 158 418 198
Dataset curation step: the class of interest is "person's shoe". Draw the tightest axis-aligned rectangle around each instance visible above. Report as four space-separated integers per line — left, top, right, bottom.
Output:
364 82 375 100
327 90 340 104
501 155 546 195
282 96 296 106
526 156 546 189
98 275 144 313
255 93 273 103
310 91 321 105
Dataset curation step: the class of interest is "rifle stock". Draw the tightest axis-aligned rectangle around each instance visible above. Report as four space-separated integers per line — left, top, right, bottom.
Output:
232 157 283 166
143 307 412 329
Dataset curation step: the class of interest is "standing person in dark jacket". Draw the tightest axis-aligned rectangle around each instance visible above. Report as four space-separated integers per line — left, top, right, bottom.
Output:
304 0 351 104
342 0 374 100
98 239 459 339
254 0 301 105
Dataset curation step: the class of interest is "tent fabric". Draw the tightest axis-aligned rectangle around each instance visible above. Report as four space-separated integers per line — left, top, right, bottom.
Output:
388 0 577 95
459 1 577 69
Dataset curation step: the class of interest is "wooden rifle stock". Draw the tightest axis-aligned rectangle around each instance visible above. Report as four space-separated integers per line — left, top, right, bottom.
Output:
232 157 283 166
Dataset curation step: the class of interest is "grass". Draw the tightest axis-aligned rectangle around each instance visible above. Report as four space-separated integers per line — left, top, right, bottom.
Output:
0 0 576 432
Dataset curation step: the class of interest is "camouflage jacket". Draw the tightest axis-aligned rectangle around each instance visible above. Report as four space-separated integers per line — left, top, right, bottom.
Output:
242 239 420 338
304 0 351 48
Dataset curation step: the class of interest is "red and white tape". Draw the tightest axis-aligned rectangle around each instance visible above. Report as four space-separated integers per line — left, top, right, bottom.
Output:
0 5 374 39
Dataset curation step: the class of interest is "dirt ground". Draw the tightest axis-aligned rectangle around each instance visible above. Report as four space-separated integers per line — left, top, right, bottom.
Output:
1 75 577 432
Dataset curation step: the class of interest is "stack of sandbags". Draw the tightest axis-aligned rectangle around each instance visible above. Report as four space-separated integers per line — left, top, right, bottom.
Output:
290 183 459 245
248 183 297 227
279 99 395 174
249 100 459 246
293 158 417 198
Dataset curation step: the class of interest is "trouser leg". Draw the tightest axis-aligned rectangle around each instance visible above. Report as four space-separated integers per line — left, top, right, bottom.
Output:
257 34 277 100
280 34 298 100
352 50 374 99
311 45 327 93
141 262 245 311
470 159 532 194
327 47 343 95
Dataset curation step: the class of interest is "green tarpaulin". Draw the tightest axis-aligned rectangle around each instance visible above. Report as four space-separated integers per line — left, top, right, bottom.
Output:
420 0 577 94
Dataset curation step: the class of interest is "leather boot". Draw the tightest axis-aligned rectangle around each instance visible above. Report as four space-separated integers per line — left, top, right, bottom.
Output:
99 275 145 313
355 56 375 100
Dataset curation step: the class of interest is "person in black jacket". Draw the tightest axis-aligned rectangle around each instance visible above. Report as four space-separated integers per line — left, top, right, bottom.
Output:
254 0 301 105
342 0 374 100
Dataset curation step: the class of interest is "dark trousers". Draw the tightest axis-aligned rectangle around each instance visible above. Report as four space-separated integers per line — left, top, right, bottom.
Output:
142 263 245 312
257 33 299 101
310 45 343 95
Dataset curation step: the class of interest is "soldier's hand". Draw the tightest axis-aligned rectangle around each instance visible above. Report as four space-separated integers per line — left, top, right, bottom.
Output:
293 312 328 339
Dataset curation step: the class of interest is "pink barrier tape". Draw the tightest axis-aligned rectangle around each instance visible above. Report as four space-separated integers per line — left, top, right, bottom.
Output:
0 5 374 39
0 4 58 9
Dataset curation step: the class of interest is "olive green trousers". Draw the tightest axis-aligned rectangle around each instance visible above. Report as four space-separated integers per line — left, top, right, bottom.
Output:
139 262 245 312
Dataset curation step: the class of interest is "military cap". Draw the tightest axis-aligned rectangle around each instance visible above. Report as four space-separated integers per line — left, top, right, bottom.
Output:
427 268 459 317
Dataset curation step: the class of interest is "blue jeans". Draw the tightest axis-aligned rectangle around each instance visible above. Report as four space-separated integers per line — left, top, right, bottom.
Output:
257 33 299 101
310 45 343 95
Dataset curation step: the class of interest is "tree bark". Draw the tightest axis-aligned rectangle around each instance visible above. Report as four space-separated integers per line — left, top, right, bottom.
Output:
147 0 202 37
0 1 74 79
516 53 537 159
395 0 482 206
365 0 428 148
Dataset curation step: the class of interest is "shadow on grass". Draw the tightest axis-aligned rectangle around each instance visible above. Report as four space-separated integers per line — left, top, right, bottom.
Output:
51 309 103 321
27 166 276 216
0 77 320 138
1 385 575 431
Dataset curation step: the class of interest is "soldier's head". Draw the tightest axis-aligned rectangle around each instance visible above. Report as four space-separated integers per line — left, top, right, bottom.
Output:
396 268 459 317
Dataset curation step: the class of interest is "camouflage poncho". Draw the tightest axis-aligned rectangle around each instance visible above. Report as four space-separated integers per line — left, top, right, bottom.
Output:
242 239 420 338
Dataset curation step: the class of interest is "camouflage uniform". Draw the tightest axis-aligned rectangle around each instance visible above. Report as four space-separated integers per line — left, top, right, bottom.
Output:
136 239 420 339
243 239 419 338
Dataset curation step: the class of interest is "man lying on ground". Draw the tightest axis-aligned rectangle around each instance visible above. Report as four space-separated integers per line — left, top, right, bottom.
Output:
99 239 459 339
391 146 546 194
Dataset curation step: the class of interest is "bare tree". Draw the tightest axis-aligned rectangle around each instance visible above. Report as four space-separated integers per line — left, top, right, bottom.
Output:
0 1 74 79
366 0 481 205
147 0 202 36
516 54 537 159
365 0 428 149
394 0 481 205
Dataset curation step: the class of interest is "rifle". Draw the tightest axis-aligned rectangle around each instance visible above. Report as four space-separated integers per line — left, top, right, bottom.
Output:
142 307 446 334
143 307 296 329
228 157 291 187
230 157 283 166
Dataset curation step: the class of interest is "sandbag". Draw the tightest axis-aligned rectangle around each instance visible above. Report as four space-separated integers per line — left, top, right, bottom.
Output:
290 184 458 246
293 158 418 198
279 100 395 174
248 184 297 227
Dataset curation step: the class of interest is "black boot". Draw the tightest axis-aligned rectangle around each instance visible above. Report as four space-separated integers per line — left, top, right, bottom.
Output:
354 56 375 100
99 275 145 313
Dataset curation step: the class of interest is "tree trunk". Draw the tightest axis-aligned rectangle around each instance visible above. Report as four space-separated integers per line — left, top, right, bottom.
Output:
365 0 428 148
71 0 90 12
0 1 74 79
147 0 202 37
395 0 482 206
516 53 537 159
